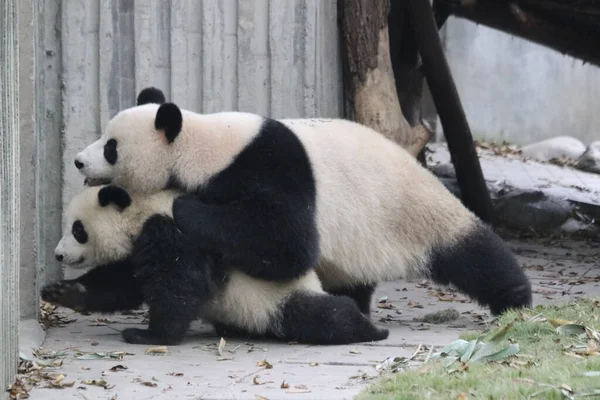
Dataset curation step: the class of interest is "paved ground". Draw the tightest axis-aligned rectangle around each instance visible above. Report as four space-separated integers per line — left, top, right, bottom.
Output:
427 143 600 206
21 236 600 400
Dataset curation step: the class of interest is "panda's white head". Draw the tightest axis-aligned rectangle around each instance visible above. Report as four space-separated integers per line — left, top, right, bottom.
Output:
54 185 139 269
55 184 180 270
73 87 185 194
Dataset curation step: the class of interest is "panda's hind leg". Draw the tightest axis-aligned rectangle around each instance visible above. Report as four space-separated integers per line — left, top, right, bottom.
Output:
327 284 376 316
429 222 532 316
278 292 389 345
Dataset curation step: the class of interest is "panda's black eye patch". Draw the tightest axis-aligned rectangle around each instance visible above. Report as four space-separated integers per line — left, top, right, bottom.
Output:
72 220 88 244
104 139 118 165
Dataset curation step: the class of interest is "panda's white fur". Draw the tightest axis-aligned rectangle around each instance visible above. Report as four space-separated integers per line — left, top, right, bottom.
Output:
48 185 389 344
74 95 532 316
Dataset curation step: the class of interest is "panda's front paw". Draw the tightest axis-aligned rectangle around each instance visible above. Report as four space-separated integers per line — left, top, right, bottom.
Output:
122 328 170 345
41 281 87 312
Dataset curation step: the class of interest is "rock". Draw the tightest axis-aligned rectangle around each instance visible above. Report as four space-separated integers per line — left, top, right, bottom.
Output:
575 141 600 174
560 218 593 234
494 190 572 231
521 136 586 163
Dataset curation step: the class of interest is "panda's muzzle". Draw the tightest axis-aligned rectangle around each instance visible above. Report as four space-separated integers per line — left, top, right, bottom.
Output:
84 177 112 187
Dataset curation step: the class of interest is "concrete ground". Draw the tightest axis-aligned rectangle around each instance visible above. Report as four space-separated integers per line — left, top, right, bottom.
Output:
19 236 600 400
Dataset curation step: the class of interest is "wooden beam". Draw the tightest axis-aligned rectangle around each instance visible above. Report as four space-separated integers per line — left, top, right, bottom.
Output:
407 0 494 224
438 0 600 67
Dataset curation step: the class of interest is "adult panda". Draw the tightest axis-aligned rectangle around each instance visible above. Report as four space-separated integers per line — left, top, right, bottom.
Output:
74 87 532 317
42 184 389 345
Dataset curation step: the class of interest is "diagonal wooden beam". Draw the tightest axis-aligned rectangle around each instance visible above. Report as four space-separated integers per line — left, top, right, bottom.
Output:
408 0 494 224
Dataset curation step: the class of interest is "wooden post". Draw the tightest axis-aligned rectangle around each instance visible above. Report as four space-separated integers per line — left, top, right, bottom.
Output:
408 0 494 224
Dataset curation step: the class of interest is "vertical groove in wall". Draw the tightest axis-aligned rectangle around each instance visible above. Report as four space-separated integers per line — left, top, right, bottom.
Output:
36 0 63 285
201 1 225 113
61 0 101 270
303 0 315 117
100 0 136 131
170 0 203 110
0 0 20 394
19 0 38 320
269 0 305 118
223 0 238 111
157 0 172 99
237 0 270 115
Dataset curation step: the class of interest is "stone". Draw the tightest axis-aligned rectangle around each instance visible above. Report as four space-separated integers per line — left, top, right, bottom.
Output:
575 140 600 174
521 136 586 163
494 190 573 231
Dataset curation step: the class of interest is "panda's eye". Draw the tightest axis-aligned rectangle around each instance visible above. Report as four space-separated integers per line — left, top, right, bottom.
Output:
72 220 88 244
104 139 118 165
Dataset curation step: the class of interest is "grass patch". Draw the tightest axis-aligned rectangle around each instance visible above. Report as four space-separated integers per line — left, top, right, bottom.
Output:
357 297 600 400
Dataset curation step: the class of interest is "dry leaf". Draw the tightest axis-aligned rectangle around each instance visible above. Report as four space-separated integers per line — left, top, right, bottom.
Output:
109 365 127 372
82 379 112 389
280 380 289 389
218 337 226 356
168 372 183 376
257 360 273 369
145 346 168 355
140 381 157 387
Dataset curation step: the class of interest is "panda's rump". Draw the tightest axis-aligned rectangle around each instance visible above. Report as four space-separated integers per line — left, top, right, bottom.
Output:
288 118 476 288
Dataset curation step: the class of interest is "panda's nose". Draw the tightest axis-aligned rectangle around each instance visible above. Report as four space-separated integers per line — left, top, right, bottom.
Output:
74 159 84 170
55 253 63 262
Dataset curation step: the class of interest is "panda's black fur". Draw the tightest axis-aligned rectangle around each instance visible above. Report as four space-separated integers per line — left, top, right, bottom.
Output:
137 87 321 283
42 185 389 346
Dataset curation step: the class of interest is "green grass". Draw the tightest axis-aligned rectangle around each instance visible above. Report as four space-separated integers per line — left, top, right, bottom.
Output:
357 297 600 400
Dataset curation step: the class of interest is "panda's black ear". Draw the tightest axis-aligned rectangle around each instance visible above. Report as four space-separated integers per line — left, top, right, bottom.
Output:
98 186 132 211
155 103 183 144
137 87 166 106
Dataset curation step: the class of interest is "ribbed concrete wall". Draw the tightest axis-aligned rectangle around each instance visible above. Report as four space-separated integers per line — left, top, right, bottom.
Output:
58 0 342 219
0 0 21 396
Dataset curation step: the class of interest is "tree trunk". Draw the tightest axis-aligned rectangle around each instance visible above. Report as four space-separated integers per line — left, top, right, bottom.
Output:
338 0 432 157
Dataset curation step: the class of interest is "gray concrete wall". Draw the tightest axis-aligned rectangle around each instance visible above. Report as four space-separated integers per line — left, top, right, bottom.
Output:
58 0 342 216
440 17 600 146
1 0 21 396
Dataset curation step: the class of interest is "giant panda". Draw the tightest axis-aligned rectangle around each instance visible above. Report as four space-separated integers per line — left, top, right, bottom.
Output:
42 184 389 346
73 87 533 317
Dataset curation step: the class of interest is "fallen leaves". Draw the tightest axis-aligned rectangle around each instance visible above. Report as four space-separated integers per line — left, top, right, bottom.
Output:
144 346 169 355
433 321 520 367
75 351 131 360
39 300 77 329
257 360 273 369
81 379 113 389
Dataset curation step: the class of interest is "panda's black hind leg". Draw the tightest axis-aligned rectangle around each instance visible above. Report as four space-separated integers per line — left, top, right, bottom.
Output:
429 222 532 316
328 284 376 316
278 293 389 345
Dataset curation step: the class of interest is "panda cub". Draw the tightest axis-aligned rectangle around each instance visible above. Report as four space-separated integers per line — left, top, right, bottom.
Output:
75 87 532 317
42 184 389 346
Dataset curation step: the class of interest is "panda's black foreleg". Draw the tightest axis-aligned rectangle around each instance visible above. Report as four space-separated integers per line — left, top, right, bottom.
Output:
41 260 144 313
172 193 319 282
277 293 389 345
327 284 376 316
122 214 221 345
